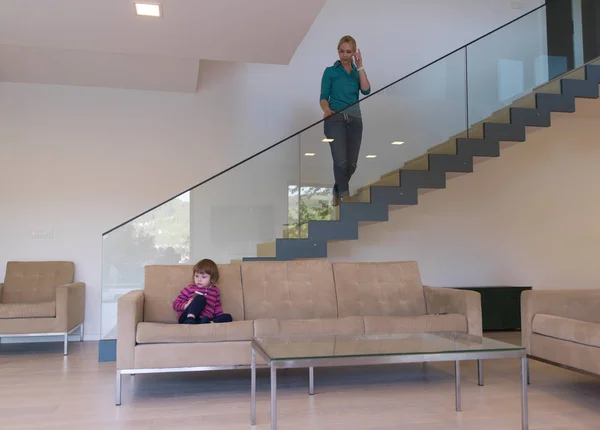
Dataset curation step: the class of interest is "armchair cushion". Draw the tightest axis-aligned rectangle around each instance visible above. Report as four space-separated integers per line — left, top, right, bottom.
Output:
2 261 74 303
532 314 600 348
0 301 56 319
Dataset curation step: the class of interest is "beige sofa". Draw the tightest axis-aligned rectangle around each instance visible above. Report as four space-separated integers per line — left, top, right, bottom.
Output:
116 260 482 404
0 261 86 355
521 289 600 377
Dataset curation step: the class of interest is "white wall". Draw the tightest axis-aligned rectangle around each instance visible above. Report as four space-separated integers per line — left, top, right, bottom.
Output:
329 108 600 290
0 0 544 339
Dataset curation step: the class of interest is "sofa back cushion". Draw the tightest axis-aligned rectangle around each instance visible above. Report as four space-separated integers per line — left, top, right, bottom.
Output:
2 261 74 303
143 264 244 323
241 260 338 320
333 261 427 317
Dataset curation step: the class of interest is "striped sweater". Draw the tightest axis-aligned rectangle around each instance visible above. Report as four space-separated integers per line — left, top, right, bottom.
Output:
172 284 224 320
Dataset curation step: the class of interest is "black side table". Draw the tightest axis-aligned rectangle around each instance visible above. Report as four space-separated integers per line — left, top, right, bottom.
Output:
455 286 532 331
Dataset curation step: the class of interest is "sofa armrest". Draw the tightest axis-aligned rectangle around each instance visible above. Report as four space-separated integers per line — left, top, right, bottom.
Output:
521 289 600 353
423 286 482 337
117 290 144 370
55 282 86 332
0 283 3 302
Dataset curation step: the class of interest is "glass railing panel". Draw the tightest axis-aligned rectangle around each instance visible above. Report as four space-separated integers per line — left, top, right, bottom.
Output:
100 136 300 340
298 49 467 234
100 193 191 339
466 7 551 133
188 136 300 263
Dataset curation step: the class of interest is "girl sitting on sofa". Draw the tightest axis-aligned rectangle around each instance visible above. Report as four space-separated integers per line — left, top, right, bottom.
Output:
172 259 233 325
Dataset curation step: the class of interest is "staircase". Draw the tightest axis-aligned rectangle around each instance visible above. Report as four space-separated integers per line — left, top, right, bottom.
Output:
248 61 600 261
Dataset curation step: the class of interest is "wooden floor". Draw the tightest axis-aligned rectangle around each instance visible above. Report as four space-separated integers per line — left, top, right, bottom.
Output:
0 332 598 429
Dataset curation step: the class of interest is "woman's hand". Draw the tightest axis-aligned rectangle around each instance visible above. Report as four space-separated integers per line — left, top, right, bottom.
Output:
354 49 363 69
323 108 335 118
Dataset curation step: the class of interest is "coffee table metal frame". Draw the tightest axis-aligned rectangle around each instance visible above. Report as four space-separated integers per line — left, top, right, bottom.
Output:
250 337 528 430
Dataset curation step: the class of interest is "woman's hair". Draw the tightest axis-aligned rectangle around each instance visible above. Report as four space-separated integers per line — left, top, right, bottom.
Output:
193 259 219 283
337 35 357 52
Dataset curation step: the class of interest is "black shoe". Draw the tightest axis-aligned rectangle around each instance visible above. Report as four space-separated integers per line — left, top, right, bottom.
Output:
183 317 197 324
199 316 211 324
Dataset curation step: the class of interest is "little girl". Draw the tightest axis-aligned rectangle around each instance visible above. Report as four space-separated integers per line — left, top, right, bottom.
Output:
172 259 233 325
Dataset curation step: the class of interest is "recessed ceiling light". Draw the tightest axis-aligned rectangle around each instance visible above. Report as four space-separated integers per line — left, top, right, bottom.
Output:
135 3 162 17
366 155 377 158
322 138 334 143
391 141 405 145
304 152 315 157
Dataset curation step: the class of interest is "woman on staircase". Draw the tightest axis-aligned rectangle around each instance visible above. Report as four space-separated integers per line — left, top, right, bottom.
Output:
320 35 371 206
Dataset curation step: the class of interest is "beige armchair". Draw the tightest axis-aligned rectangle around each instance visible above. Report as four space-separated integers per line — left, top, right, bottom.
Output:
0 261 86 355
521 289 600 377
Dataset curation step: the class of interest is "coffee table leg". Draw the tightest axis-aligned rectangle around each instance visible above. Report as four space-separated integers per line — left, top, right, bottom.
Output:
455 360 461 412
309 367 314 395
251 347 256 425
271 366 277 430
521 356 529 430
477 359 484 386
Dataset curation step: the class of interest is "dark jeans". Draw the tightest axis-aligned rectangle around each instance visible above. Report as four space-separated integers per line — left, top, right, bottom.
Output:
178 295 233 324
323 112 363 197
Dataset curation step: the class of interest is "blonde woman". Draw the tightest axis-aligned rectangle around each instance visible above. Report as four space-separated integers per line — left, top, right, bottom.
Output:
320 35 371 206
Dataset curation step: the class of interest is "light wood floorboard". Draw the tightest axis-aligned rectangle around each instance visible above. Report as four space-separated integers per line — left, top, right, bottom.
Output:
0 332 598 429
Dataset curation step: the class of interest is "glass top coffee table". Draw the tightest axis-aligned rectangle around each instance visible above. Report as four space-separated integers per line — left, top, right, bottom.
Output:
250 332 528 430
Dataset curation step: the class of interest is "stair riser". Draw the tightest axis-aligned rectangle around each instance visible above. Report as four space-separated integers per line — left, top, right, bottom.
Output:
456 138 500 157
584 64 600 83
483 123 526 142
428 154 473 173
275 239 327 260
561 79 599 99
510 108 551 127
399 170 446 189
339 204 389 223
535 93 576 113
307 222 359 241
370 187 419 206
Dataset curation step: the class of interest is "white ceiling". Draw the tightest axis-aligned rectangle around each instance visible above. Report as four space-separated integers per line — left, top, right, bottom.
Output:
0 0 326 92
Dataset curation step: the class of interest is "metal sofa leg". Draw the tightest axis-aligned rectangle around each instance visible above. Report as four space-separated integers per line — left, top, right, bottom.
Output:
63 333 68 356
80 324 84 342
116 370 122 406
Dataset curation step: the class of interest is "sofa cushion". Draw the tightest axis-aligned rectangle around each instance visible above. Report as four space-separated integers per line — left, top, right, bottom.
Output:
136 320 254 344
333 261 427 318
3 261 74 304
142 264 244 324
134 342 253 368
254 316 365 337
363 314 467 334
0 317 59 334
0 301 56 319
532 314 600 348
241 260 338 320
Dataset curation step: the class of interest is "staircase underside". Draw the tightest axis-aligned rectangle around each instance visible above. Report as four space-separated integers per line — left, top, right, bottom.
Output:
246 60 600 262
